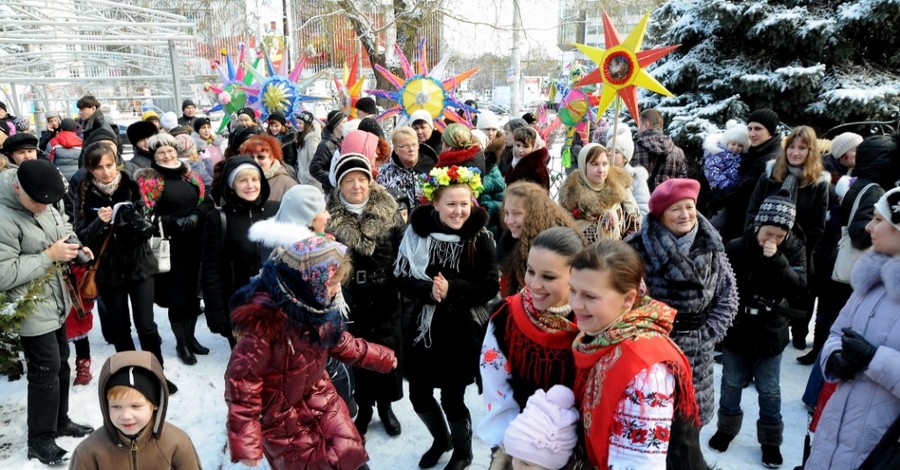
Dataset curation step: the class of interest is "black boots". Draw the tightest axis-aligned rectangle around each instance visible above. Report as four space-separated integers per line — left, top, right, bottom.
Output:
709 410 742 453
759 421 784 468
445 415 473 470
27 441 68 465
56 419 93 438
417 410 453 468
708 431 736 453
378 402 402 436
355 403 373 436
171 322 196 365
185 315 209 355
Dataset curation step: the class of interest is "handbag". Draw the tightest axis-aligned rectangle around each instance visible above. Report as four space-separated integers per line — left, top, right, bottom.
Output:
150 219 171 273
858 412 900 470
832 183 878 283
78 226 114 300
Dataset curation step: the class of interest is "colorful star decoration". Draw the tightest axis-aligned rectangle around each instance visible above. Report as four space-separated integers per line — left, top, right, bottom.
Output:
368 37 478 129
240 48 328 126
573 9 680 128
335 53 365 118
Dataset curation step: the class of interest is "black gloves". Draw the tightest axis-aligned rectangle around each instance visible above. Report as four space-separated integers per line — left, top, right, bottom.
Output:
826 328 878 381
174 214 200 234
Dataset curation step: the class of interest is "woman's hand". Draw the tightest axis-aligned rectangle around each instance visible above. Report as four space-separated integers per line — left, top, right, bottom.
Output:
432 272 448 302
97 206 113 224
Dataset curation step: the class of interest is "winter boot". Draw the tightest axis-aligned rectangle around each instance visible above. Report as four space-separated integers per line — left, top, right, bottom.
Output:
709 410 742 452
355 402 373 436
56 418 93 438
444 414 473 470
417 410 453 468
27 441 68 465
171 322 197 365
186 315 210 355
796 349 818 365
378 401 402 436
73 358 92 386
758 421 784 468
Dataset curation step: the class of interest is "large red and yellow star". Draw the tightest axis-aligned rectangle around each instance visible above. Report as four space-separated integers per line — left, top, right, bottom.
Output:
573 9 680 128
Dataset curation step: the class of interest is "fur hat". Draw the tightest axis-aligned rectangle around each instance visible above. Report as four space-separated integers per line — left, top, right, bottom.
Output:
477 111 500 131
228 125 262 154
747 108 779 137
16 159 67 204
127 121 159 147
326 110 347 132
830 132 864 159
409 109 434 128
267 111 286 126
181 99 196 111
147 133 181 154
754 190 797 232
159 111 178 131
649 178 701 218
106 363 161 406
60 118 78 132
503 385 579 470
874 186 900 232
722 121 750 152
355 97 378 116
333 153 372 188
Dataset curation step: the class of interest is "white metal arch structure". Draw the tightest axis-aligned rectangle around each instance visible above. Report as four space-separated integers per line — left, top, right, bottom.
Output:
0 0 198 116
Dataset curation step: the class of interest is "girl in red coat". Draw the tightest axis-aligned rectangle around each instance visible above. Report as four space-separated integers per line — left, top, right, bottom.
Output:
225 236 397 470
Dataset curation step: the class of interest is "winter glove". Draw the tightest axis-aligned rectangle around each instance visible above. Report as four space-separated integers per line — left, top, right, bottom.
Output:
840 327 877 370
825 351 859 381
173 213 200 235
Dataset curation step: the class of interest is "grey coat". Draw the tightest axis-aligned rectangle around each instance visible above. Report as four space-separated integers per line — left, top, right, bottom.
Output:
0 169 73 337
807 252 900 470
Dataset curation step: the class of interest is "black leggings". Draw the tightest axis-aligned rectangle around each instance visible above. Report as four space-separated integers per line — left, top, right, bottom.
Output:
408 380 469 422
98 277 159 352
73 337 90 360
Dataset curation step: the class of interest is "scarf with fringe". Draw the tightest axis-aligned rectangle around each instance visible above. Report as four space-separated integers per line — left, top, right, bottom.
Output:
505 289 578 391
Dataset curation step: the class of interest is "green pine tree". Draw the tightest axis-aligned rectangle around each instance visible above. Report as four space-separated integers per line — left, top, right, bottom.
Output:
0 268 58 377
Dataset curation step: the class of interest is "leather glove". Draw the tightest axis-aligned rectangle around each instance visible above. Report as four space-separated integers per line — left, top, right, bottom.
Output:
841 327 877 370
825 351 859 381
174 213 200 234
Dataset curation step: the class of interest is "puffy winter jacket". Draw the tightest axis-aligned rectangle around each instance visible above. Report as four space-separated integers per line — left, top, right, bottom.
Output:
48 130 83 180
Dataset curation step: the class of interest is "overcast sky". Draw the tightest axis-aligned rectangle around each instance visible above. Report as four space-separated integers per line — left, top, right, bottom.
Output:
441 0 562 58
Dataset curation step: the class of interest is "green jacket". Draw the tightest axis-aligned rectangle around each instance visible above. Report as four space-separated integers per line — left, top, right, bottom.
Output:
0 169 73 337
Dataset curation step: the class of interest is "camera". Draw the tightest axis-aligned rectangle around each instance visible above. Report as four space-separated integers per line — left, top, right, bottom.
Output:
64 234 92 266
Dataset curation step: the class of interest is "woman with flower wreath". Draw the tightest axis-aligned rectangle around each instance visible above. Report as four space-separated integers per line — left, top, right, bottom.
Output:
135 133 214 366
394 165 499 470
559 143 642 244
478 226 584 468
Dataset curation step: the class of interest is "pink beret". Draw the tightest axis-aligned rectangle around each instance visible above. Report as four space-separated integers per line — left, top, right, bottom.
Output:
649 178 701 218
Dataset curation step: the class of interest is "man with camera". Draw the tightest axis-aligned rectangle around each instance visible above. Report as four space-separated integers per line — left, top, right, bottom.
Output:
0 159 94 465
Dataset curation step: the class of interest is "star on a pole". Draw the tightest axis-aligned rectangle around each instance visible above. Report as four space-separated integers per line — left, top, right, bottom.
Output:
573 9 680 128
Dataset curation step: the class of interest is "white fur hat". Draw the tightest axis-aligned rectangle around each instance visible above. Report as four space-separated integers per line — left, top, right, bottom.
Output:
722 120 750 152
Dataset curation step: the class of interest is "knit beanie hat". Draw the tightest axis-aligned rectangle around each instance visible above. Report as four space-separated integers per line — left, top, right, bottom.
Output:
754 190 797 232
326 110 347 132
649 178 701 218
237 107 256 120
181 99 196 111
106 364 162 406
159 111 178 131
506 118 528 133
267 111 287 126
60 118 78 132
340 130 378 164
874 186 900 232
409 109 434 128
355 97 378 116
175 133 197 159
830 132 864 159
271 236 348 308
333 153 373 188
296 110 314 126
142 110 159 121
477 111 500 131
747 108 779 137
193 117 212 134
442 123 476 150
357 117 385 140
722 123 750 152
274 184 327 227
503 385 579 470
228 125 262 154
604 123 635 163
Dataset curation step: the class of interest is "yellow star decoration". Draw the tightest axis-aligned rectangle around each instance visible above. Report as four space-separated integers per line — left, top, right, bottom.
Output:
573 9 680 128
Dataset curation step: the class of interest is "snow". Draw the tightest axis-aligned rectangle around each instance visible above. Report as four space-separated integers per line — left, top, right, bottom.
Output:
0 306 819 469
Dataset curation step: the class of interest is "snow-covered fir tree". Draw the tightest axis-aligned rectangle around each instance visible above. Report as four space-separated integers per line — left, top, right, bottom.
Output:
638 0 899 167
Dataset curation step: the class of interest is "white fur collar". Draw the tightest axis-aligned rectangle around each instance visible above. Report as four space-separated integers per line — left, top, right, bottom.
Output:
851 252 900 302
248 218 315 248
627 163 648 182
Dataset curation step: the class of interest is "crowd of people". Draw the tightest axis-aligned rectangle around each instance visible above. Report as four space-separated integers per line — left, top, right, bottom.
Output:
0 93 898 470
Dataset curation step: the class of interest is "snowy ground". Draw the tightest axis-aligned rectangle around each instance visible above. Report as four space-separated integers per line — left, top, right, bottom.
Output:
0 307 817 469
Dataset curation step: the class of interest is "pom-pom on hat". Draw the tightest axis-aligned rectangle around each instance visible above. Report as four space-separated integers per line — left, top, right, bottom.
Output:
16 159 67 204
106 364 162 406
354 97 378 116
503 385 580 470
159 111 178 131
830 132 864 160
60 118 78 132
754 190 797 232
649 178 701 218
874 186 900 232
747 108 780 137
477 111 500 131
409 109 434 128
722 122 750 152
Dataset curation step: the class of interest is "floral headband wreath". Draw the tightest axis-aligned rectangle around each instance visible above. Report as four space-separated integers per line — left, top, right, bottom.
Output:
418 165 484 202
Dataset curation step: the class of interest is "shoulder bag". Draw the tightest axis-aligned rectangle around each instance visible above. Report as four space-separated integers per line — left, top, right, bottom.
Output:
832 183 878 283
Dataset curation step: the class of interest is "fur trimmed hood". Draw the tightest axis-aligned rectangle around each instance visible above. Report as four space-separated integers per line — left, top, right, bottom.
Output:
852 252 900 302
248 219 315 249
763 159 830 186
325 184 398 256
560 165 633 217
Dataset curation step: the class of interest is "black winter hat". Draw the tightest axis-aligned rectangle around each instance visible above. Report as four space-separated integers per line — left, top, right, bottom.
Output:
85 126 119 147
60 118 78 132
748 108 780 138
16 159 67 204
0 101 6 112
326 110 347 132
296 110 314 125
754 190 796 232
354 97 378 116
127 121 159 147
106 365 162 406
193 117 211 134
357 117 384 140
182 99 196 111
3 133 39 154
522 112 536 124
267 111 287 126
228 125 263 154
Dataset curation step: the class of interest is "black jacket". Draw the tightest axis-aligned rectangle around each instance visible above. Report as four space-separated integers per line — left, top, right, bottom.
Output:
722 230 807 357
838 137 898 250
273 127 300 169
201 157 279 337
309 127 341 193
